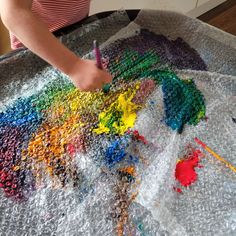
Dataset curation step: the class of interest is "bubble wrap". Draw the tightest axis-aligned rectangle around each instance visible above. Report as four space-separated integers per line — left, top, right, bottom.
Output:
0 10 236 236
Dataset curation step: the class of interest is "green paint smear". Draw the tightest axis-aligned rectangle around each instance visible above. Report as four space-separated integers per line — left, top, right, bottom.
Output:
108 50 206 133
32 76 74 112
30 49 205 134
160 70 206 133
109 50 160 82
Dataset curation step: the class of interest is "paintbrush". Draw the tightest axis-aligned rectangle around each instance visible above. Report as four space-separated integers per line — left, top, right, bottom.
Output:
93 40 110 93
93 40 103 69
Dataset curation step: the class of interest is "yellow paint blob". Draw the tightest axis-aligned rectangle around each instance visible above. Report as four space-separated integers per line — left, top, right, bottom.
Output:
93 85 141 135
46 89 106 124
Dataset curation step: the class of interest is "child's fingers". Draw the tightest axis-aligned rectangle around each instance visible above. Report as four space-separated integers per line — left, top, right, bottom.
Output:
101 71 112 83
85 82 103 92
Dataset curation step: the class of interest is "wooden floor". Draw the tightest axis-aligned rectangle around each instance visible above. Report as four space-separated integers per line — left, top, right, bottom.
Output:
198 0 236 36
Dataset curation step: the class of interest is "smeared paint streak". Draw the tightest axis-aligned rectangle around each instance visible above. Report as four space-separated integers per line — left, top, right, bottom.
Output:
112 167 137 236
67 134 87 156
128 155 139 165
173 186 183 193
106 50 161 83
132 79 156 105
161 71 206 133
0 126 35 200
24 115 83 186
128 130 148 145
104 137 129 167
175 148 203 187
118 166 136 178
39 86 105 124
103 29 207 71
0 98 41 127
194 137 236 173
94 86 141 135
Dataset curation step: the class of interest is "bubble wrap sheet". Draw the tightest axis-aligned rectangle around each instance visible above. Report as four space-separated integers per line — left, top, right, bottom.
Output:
0 10 236 236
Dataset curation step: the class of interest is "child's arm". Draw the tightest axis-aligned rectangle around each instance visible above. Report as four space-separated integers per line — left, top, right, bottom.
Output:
0 0 112 91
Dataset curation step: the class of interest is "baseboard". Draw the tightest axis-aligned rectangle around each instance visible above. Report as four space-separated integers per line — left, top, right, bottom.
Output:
186 0 227 18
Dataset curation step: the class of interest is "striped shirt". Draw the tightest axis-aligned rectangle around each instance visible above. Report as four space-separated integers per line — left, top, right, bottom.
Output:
10 0 90 49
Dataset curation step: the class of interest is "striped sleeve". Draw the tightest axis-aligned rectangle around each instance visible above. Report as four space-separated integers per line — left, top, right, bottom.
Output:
10 0 90 49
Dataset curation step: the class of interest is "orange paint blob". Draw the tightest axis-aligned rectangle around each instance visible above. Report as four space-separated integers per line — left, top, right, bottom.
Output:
23 114 83 185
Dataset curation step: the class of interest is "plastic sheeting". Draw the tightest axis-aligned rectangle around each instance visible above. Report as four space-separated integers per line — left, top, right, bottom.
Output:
0 10 236 236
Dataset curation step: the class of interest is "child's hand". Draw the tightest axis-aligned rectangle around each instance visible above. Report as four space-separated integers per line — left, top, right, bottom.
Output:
0 1 112 91
68 59 112 91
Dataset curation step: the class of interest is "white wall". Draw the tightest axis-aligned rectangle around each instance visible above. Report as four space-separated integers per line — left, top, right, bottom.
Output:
90 0 227 17
198 0 210 5
187 0 226 17
90 0 197 15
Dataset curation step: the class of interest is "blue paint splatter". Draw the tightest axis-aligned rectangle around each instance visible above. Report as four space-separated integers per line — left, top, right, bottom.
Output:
104 137 129 167
0 98 42 128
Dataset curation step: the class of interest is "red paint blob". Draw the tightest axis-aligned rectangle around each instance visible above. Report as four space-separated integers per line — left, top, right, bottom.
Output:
133 130 148 144
128 130 148 144
66 134 86 157
66 144 76 157
175 149 203 187
173 186 182 193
